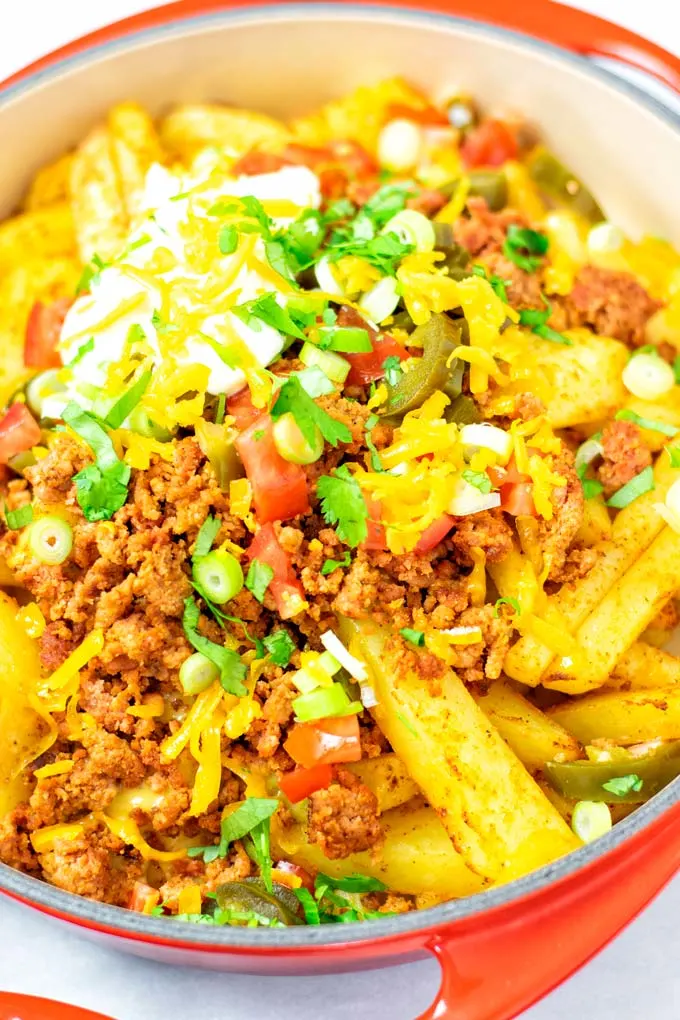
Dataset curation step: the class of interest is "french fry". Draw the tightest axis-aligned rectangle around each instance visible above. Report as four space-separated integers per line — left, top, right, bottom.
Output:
69 126 128 263
543 525 680 693
472 679 582 771
0 204 75 272
108 102 165 223
503 440 680 687
547 686 680 744
574 495 611 547
341 618 579 882
620 392 680 452
23 153 73 211
274 802 484 899
607 642 680 690
532 328 628 428
159 104 291 163
347 754 419 814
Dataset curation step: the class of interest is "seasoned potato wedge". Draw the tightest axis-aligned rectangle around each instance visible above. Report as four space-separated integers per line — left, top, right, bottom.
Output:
548 686 680 744
341 619 579 882
160 104 290 163
608 642 680 690
472 679 582 771
347 754 419 814
69 126 128 262
0 203 75 272
274 802 484 899
533 328 628 428
23 153 73 211
108 102 166 222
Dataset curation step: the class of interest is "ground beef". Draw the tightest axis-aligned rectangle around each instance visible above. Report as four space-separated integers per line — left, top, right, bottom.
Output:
453 197 528 260
536 446 585 582
308 767 382 859
450 605 513 683
557 266 661 347
597 420 652 499
451 509 514 564
39 830 141 906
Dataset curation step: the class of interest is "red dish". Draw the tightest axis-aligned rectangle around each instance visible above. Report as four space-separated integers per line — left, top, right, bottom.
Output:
0 994 113 1020
2 4 680 1019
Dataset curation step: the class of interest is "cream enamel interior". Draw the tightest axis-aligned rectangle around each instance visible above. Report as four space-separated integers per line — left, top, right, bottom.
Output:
0 6 679 245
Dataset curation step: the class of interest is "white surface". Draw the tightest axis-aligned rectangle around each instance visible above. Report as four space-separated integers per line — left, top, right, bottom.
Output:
1 1 679 1017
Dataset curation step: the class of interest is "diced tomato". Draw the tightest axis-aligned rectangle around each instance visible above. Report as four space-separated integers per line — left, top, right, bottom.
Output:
24 297 72 370
362 498 387 551
273 860 314 892
226 387 261 430
501 481 536 517
236 416 310 524
318 167 350 200
415 514 455 554
460 119 519 169
337 307 409 387
279 763 334 803
0 403 41 465
386 102 449 126
231 150 291 176
346 177 382 207
283 140 378 181
129 881 160 914
247 521 306 619
282 142 331 170
284 715 362 769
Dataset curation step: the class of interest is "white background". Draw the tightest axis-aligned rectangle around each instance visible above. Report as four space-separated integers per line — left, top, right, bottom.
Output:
1 1 679 1017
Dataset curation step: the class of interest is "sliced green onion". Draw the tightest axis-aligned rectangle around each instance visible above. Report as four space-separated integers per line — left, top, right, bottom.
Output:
193 550 244 604
360 277 401 324
574 436 604 473
4 502 33 530
382 209 435 252
180 652 219 695
318 326 372 353
292 681 361 722
615 409 679 437
28 516 73 565
605 465 655 508
622 351 675 401
25 369 66 420
571 800 612 843
315 256 344 296
299 342 350 383
317 651 342 676
272 412 324 465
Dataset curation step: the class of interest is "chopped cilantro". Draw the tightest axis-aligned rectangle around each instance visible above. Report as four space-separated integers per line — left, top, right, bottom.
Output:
322 198 356 223
317 465 369 548
4 503 33 530
361 183 411 226
271 375 351 448
399 627 425 646
462 469 492 493
127 324 146 344
471 264 510 303
151 310 179 334
182 596 247 696
322 306 338 326
188 797 278 864
75 253 107 295
124 233 151 255
218 225 238 255
293 887 321 925
62 402 131 522
66 337 95 368
105 368 152 430
262 630 296 667
194 514 221 559
246 559 275 603
494 596 521 618
321 551 352 575
365 414 383 472
214 394 226 425
602 774 643 796
382 355 403 387
232 292 308 341
519 302 572 346
326 232 413 277
502 225 549 273
253 429 265 441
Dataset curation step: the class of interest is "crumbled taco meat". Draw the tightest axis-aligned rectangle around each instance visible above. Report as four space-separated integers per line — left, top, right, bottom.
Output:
308 767 382 859
597 419 653 499
556 265 661 347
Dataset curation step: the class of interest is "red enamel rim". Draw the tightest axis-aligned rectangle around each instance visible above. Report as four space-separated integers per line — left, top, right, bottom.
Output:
1 0 680 963
0 993 113 1020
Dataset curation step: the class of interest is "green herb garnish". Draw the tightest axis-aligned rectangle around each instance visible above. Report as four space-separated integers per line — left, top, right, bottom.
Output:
317 465 369 548
246 559 275 603
182 596 247 696
62 401 131 522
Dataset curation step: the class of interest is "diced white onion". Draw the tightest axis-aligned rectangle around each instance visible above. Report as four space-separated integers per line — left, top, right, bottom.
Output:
571 801 612 843
460 423 512 464
574 437 604 473
377 119 423 172
320 630 368 682
622 351 675 400
315 256 344 296
439 626 483 639
448 479 501 516
292 668 318 695
360 685 379 709
382 209 435 252
587 222 625 257
360 276 401 323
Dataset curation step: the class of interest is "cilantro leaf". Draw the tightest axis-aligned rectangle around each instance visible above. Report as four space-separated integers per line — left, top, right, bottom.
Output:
293 887 321 924
399 627 424 646
317 465 369 548
502 225 549 273
494 596 521 618
67 337 95 368
75 253 107 295
365 414 383 472
263 629 296 667
215 394 226 425
462 469 492 494
471 264 510 303
246 559 274 603
315 872 387 894
4 503 33 530
194 514 221 559
327 232 413 277
182 596 247 696
602 774 643 797
105 369 152 430
248 818 274 893
62 401 131 522
277 210 324 273
264 238 298 284
188 798 278 864
518 303 572 346
218 225 238 255
321 551 352 575
232 292 307 341
361 183 411 227
271 375 351 448
151 310 179 335
382 355 403 387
